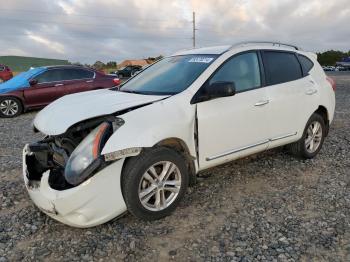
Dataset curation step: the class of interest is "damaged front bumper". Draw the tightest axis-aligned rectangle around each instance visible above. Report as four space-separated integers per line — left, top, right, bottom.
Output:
23 145 127 228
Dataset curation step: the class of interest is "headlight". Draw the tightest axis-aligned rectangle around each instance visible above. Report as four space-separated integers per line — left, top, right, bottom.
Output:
64 122 113 185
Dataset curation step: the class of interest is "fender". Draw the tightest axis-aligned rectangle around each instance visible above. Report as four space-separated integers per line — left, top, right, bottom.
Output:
101 92 197 161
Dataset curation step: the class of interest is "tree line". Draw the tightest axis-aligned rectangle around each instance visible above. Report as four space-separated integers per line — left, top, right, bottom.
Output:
317 50 350 66
73 51 350 69
72 56 164 70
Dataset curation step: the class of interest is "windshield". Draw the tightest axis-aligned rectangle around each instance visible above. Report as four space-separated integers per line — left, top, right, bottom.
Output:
120 54 218 95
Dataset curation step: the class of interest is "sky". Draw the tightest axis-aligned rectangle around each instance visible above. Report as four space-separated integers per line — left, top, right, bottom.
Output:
0 0 349 64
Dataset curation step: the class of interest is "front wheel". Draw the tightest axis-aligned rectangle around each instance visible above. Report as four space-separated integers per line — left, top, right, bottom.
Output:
288 113 326 159
0 97 23 118
122 147 189 220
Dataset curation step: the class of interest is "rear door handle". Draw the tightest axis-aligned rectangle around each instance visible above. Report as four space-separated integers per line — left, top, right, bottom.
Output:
54 83 64 87
86 80 93 83
305 89 317 95
254 100 269 106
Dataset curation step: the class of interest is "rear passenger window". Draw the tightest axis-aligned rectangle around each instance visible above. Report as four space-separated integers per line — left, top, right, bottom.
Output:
263 51 302 85
69 69 94 79
298 55 314 75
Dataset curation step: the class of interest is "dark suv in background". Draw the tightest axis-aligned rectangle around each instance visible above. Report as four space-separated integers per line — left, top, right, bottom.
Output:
0 65 120 118
114 65 142 78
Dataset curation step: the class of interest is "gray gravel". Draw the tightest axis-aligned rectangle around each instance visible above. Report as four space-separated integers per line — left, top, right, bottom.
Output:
0 73 349 261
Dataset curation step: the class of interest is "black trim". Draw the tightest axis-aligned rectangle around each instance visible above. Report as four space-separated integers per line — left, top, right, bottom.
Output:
296 54 314 76
257 50 266 87
191 50 263 104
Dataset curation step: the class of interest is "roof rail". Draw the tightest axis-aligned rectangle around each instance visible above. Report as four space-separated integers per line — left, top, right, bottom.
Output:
230 41 300 51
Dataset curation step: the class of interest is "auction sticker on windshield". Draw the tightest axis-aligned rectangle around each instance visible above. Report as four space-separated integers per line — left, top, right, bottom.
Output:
188 57 214 63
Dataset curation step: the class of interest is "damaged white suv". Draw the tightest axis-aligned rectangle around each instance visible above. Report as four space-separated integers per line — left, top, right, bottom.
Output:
23 42 336 227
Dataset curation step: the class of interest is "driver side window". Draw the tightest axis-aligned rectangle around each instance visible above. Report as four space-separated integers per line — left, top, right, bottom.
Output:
34 70 62 84
210 52 261 92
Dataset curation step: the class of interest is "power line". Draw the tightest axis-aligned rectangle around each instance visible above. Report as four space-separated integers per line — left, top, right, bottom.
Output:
192 11 196 48
0 17 190 31
0 8 192 23
2 32 191 40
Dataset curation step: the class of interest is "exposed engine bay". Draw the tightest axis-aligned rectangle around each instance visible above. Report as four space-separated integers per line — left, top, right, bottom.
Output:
25 115 121 190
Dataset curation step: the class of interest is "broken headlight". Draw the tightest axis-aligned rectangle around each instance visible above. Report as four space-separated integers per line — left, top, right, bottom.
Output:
64 122 113 186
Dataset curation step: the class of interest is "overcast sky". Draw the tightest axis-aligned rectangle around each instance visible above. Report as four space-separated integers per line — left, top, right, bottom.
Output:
0 0 349 64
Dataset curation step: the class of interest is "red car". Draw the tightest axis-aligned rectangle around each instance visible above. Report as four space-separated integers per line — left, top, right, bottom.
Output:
0 65 120 118
0 64 13 82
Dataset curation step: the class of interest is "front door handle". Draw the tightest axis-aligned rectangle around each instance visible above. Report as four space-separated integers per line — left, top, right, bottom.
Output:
254 100 269 106
305 89 317 95
86 80 93 83
55 83 64 87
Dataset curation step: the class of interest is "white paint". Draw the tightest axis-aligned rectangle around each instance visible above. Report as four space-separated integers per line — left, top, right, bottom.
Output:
34 89 168 135
27 43 335 227
23 146 127 228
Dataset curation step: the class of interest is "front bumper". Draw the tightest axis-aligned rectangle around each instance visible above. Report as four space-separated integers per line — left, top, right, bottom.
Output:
23 146 127 228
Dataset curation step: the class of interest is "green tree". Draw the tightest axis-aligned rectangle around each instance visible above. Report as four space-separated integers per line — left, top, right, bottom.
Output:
106 61 117 68
317 50 348 66
93 61 105 70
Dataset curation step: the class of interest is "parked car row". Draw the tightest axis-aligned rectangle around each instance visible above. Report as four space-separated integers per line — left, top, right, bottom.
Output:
0 65 120 117
322 65 348 71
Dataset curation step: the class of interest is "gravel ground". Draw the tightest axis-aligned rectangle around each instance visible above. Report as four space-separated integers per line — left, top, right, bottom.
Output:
0 73 349 261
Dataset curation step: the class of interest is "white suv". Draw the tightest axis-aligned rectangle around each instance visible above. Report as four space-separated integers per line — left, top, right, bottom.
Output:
23 42 336 227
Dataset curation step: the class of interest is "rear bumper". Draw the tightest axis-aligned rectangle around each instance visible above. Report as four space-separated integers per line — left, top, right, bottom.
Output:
23 145 127 228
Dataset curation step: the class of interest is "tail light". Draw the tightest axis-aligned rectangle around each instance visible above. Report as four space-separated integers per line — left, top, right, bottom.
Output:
113 78 121 86
326 76 336 91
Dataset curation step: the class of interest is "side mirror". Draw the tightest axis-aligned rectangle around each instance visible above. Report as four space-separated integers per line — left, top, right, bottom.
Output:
206 81 236 99
29 79 38 86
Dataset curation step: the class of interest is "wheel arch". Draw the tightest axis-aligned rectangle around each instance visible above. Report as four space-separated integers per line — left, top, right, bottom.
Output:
0 95 25 111
121 137 197 188
314 105 329 135
155 137 197 186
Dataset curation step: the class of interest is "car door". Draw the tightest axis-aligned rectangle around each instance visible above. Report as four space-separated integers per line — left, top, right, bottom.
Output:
261 51 312 148
24 69 63 107
195 51 271 170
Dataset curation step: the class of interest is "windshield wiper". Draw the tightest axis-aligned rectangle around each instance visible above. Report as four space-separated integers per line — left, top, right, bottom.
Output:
119 90 142 94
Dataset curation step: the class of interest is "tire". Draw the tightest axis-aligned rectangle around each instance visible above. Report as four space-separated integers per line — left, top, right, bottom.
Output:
122 147 189 221
288 113 326 159
0 97 23 118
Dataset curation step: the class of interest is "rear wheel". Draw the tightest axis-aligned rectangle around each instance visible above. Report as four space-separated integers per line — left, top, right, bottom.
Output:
288 113 326 159
122 147 189 220
0 97 23 118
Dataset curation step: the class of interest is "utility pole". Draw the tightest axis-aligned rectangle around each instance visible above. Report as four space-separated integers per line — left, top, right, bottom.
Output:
192 11 196 48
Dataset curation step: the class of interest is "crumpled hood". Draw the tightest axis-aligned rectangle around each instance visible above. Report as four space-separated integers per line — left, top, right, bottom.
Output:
34 89 168 135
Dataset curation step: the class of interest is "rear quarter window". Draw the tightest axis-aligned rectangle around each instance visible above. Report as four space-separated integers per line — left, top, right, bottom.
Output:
263 51 303 85
298 54 314 75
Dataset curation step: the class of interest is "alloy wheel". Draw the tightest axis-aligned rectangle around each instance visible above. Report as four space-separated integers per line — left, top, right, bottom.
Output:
0 99 19 116
138 161 182 211
305 121 323 153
